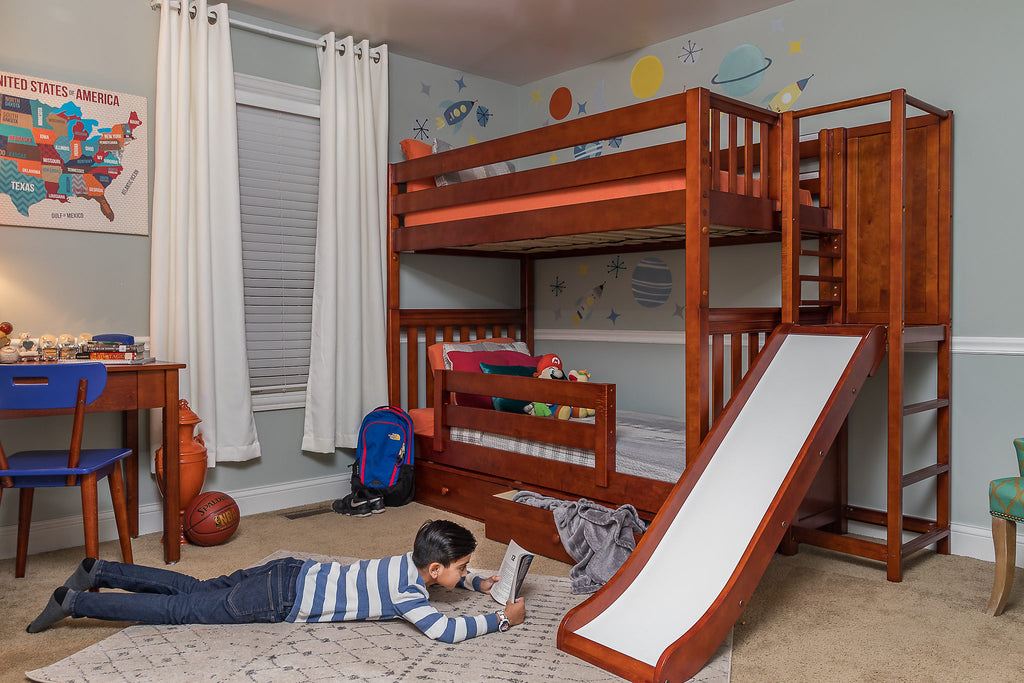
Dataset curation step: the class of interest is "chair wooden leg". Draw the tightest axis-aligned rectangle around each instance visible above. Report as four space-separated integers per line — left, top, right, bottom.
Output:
987 516 1017 616
107 465 134 564
15 488 35 578
81 473 100 560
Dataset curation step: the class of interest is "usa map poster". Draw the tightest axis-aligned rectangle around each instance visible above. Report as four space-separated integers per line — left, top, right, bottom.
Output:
0 70 148 235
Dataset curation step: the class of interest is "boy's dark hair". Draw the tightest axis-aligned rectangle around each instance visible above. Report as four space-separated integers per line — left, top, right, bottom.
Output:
412 520 477 569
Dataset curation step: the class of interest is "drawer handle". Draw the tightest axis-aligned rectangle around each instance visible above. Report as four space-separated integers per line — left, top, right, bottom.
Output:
552 534 560 544
440 486 450 496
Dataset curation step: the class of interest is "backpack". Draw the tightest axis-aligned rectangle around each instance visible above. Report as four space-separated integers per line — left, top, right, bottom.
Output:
350 406 415 507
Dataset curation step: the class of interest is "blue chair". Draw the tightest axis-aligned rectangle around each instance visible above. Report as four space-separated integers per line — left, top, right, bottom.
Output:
987 438 1024 615
0 363 134 577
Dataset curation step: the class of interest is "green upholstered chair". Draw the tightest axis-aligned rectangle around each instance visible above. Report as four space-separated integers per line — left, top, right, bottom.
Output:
987 438 1024 615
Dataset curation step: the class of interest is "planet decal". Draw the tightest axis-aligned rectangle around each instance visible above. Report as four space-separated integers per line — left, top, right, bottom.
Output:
574 142 603 160
549 87 573 120
711 44 772 97
631 257 673 308
630 56 664 99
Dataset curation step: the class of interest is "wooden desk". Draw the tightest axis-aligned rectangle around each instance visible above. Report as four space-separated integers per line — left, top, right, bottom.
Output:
0 362 186 564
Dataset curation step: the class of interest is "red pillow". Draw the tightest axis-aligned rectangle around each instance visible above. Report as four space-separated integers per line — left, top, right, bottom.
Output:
447 349 541 409
399 138 436 192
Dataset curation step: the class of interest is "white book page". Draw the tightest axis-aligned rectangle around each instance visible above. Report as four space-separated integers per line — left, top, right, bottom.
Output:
491 539 531 605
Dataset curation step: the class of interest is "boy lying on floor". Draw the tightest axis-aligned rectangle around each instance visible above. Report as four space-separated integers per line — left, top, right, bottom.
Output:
28 519 526 642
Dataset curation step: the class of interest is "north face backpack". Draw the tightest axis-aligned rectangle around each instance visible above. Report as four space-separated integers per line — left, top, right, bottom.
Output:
351 406 415 507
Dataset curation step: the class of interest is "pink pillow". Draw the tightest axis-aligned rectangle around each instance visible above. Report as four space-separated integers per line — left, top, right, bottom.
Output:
446 349 541 409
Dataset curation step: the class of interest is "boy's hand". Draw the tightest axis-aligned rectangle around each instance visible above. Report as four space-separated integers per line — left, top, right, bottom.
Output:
478 574 501 594
504 598 526 626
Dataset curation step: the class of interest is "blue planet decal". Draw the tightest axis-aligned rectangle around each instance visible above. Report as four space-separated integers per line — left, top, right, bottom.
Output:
631 257 673 308
711 44 772 97
574 142 603 160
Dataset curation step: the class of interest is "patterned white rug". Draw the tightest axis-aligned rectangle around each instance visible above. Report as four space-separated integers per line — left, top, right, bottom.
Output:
27 551 731 683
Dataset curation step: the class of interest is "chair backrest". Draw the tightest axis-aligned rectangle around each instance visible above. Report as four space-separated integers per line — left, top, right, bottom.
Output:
0 363 108 410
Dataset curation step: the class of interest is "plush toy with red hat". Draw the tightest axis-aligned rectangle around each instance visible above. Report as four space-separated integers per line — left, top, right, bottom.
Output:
524 354 594 420
534 353 564 380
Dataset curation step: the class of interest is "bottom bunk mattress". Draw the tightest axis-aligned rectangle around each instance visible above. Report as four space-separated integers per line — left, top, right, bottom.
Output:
411 409 685 484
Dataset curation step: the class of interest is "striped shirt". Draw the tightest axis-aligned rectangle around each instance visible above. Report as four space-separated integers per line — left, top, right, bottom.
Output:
284 552 500 643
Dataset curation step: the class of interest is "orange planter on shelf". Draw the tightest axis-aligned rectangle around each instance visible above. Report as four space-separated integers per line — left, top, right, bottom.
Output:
155 399 208 545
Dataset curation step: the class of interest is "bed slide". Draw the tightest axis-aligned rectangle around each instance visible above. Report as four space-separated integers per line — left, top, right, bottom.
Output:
557 324 885 683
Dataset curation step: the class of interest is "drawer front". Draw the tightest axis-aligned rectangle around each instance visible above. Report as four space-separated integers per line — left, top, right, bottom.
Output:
415 461 509 521
485 494 575 565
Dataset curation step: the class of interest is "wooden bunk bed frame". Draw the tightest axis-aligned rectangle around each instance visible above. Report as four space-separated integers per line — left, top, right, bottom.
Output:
386 86 952 582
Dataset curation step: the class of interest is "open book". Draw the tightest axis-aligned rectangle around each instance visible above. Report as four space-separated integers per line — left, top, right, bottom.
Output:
490 539 535 604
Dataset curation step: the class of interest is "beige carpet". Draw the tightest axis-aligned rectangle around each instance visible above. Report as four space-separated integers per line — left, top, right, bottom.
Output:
3 500 1022 681
22 550 731 683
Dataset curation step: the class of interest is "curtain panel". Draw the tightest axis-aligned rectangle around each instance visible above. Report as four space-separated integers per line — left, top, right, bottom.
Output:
151 0 261 464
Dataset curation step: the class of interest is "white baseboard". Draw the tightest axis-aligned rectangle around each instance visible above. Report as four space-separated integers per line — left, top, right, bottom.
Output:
0 474 351 561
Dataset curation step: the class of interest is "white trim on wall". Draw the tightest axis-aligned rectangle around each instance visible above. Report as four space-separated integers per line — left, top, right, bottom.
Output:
536 329 1024 355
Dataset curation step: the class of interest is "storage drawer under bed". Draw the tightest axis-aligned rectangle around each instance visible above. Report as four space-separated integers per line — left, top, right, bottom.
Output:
484 490 575 564
414 460 511 521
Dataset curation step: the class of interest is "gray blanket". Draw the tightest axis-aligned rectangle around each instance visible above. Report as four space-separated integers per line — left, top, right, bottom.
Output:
513 491 647 594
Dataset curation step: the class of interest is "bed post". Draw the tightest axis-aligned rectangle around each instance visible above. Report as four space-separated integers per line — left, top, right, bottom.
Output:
684 88 711 464
885 89 907 582
387 167 402 407
780 110 801 324
521 256 535 352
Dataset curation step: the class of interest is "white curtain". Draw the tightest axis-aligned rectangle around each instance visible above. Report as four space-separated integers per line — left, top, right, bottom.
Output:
302 35 390 452
150 0 261 464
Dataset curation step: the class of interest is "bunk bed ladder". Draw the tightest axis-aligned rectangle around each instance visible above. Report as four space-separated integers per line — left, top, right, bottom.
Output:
797 126 846 320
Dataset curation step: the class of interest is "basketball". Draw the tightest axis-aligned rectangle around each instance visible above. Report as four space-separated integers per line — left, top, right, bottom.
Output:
183 491 240 546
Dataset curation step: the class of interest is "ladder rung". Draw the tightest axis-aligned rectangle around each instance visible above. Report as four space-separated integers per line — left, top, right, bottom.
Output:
903 398 950 416
901 526 950 556
800 249 842 259
801 299 842 306
902 463 950 488
799 274 843 283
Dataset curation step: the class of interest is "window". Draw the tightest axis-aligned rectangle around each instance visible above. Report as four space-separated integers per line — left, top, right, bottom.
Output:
235 74 320 410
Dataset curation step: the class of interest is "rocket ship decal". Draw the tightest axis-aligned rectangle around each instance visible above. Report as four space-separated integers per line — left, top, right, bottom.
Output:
572 282 605 327
436 100 476 134
765 75 813 113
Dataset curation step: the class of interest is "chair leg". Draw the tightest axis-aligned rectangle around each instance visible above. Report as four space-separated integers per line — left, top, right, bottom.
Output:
987 516 1017 616
15 488 35 578
80 473 100 560
107 465 134 564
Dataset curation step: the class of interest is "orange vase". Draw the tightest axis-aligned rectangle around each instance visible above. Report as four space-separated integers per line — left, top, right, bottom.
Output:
156 399 209 545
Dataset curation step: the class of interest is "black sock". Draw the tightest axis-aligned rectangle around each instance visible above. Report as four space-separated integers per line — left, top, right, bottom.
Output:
27 586 73 634
64 557 100 591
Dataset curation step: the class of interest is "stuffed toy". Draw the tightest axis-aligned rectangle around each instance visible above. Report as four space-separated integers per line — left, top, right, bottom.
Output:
524 355 594 420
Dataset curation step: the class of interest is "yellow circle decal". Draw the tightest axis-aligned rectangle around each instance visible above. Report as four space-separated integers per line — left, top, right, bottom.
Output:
630 56 664 99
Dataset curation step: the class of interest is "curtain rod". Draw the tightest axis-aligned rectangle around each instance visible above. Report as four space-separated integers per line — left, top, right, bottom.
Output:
149 0 383 61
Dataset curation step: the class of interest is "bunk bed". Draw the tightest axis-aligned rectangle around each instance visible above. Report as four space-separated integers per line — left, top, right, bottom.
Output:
387 87 953 581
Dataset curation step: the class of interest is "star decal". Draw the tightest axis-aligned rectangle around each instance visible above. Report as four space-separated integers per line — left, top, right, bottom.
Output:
577 101 587 115
771 17 784 32
607 309 621 325
549 152 559 164
455 76 467 91
468 134 479 144
530 88 543 106
678 40 702 65
420 82 431 97
550 276 566 296
789 39 803 54
673 303 685 318
412 118 429 140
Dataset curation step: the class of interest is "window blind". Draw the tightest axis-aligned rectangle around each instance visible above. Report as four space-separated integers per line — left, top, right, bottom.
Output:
236 103 320 406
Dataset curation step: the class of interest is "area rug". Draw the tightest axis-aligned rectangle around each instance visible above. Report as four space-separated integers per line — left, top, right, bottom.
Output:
27 551 731 683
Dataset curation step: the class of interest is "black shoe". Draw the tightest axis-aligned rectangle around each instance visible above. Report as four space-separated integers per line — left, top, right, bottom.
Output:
332 491 382 517
365 493 385 514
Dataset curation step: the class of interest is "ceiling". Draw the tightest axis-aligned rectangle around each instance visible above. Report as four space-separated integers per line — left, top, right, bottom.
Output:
225 0 791 85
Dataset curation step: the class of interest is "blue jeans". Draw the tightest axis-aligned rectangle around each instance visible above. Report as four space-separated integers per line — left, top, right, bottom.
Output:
68 558 305 625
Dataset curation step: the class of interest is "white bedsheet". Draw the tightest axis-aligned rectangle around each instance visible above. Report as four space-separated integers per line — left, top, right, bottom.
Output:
450 410 685 483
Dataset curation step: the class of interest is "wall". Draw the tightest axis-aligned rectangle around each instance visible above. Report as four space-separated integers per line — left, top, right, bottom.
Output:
515 0 1024 542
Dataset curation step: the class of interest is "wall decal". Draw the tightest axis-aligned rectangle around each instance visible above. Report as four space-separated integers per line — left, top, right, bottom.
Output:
631 256 673 308
607 308 621 325
789 39 804 54
678 40 703 65
412 118 430 140
711 43 772 97
607 255 627 278
550 276 566 296
529 88 543 107
454 75 467 91
436 99 476 133
420 82 431 97
592 79 608 112
476 105 492 127
771 17 784 32
549 86 573 120
574 142 602 160
630 55 664 99
577 101 587 115
764 75 813 112
572 282 605 326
